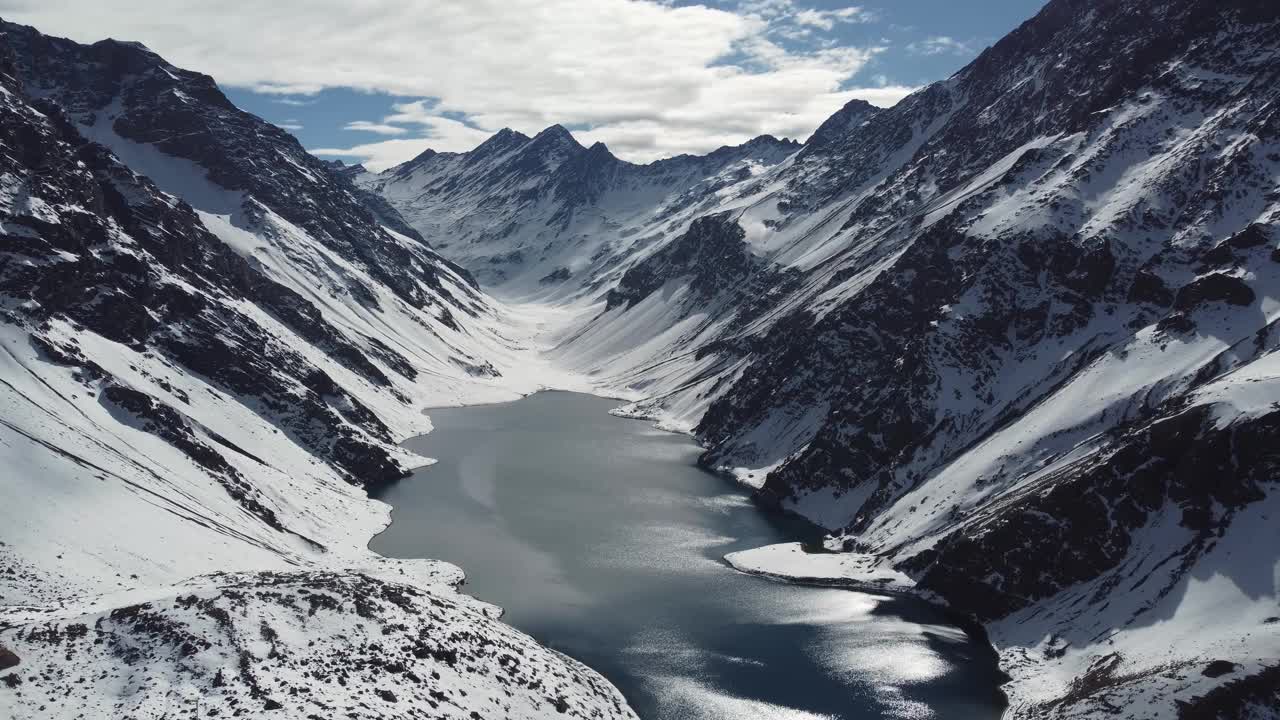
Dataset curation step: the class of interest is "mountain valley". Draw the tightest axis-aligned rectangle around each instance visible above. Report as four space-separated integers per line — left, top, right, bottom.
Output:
2 1 1278 718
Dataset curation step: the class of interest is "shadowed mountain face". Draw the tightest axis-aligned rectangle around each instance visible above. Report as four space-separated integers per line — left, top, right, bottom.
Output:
0 35 397 490
0 19 640 720
2 1 1279 718
693 0 1280 614
0 19 503 492
367 0 1280 715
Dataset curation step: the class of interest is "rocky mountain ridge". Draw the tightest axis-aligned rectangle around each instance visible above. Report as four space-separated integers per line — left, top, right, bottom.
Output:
369 0 1280 716
0 0 1277 718
357 124 799 295
0 19 632 720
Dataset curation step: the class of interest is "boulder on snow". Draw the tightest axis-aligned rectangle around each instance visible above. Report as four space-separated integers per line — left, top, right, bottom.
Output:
1201 660 1237 678
0 644 18 671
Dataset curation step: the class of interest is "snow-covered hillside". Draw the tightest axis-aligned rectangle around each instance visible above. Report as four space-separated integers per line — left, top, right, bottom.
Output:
3 0 1278 717
0 22 631 720
368 0 1280 716
358 127 799 299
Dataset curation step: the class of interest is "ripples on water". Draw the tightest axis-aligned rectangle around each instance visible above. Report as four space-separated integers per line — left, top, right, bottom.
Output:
371 391 1006 720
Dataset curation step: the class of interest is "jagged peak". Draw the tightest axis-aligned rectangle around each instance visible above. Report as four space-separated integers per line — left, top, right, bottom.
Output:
0 19 147 61
585 140 617 160
3 20 232 110
553 140 621 185
804 97 881 150
835 97 877 114
529 123 583 151
738 134 801 150
408 147 438 164
470 127 531 156
535 123 574 140
491 127 530 142
380 147 442 177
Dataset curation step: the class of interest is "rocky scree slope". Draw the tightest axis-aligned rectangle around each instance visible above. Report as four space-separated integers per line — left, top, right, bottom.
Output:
370 0 1280 716
0 21 634 720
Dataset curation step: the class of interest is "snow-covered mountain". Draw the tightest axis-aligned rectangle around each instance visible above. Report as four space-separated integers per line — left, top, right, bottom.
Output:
3 0 1278 717
367 0 1280 716
357 127 799 298
0 21 632 720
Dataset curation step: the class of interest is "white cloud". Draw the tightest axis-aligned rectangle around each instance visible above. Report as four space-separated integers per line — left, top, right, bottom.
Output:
6 0 906 166
793 7 871 31
844 85 917 108
381 101 468 129
317 80 917 170
275 122 304 130
311 139 436 171
344 121 409 136
314 113 495 171
736 0 796 20
906 35 976 56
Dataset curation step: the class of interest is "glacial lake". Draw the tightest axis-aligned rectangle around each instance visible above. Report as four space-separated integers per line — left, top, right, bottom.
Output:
371 391 1005 720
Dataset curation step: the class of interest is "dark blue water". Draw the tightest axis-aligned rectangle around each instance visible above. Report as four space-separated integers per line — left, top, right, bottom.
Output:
371 391 1005 720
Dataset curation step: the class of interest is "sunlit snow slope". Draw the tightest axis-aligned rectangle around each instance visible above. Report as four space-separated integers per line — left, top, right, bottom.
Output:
369 0 1280 716
0 22 632 720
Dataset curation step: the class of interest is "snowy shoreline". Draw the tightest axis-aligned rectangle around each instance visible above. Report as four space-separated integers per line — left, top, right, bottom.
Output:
724 542 921 598
722 542 1011 703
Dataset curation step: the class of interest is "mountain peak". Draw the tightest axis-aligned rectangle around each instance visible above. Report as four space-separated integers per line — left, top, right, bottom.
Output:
536 123 574 140
586 140 614 157
530 123 582 150
108 38 152 50
805 98 881 150
471 127 531 156
838 97 877 113
741 134 800 149
492 127 529 141
408 147 438 164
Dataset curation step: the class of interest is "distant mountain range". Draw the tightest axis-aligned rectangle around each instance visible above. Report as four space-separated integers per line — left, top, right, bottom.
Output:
2 0 1278 718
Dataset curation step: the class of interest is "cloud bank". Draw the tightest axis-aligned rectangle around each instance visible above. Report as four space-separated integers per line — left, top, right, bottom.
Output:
5 0 919 169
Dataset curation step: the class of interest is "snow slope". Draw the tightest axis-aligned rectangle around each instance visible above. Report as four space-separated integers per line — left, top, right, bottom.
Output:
369 0 1280 716
3 0 1279 718
358 128 800 300
0 23 631 720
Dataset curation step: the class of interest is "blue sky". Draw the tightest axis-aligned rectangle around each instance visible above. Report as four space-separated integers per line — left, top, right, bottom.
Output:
9 0 1045 169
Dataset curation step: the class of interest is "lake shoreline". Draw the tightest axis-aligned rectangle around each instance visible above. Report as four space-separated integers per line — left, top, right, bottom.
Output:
370 390 1008 720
